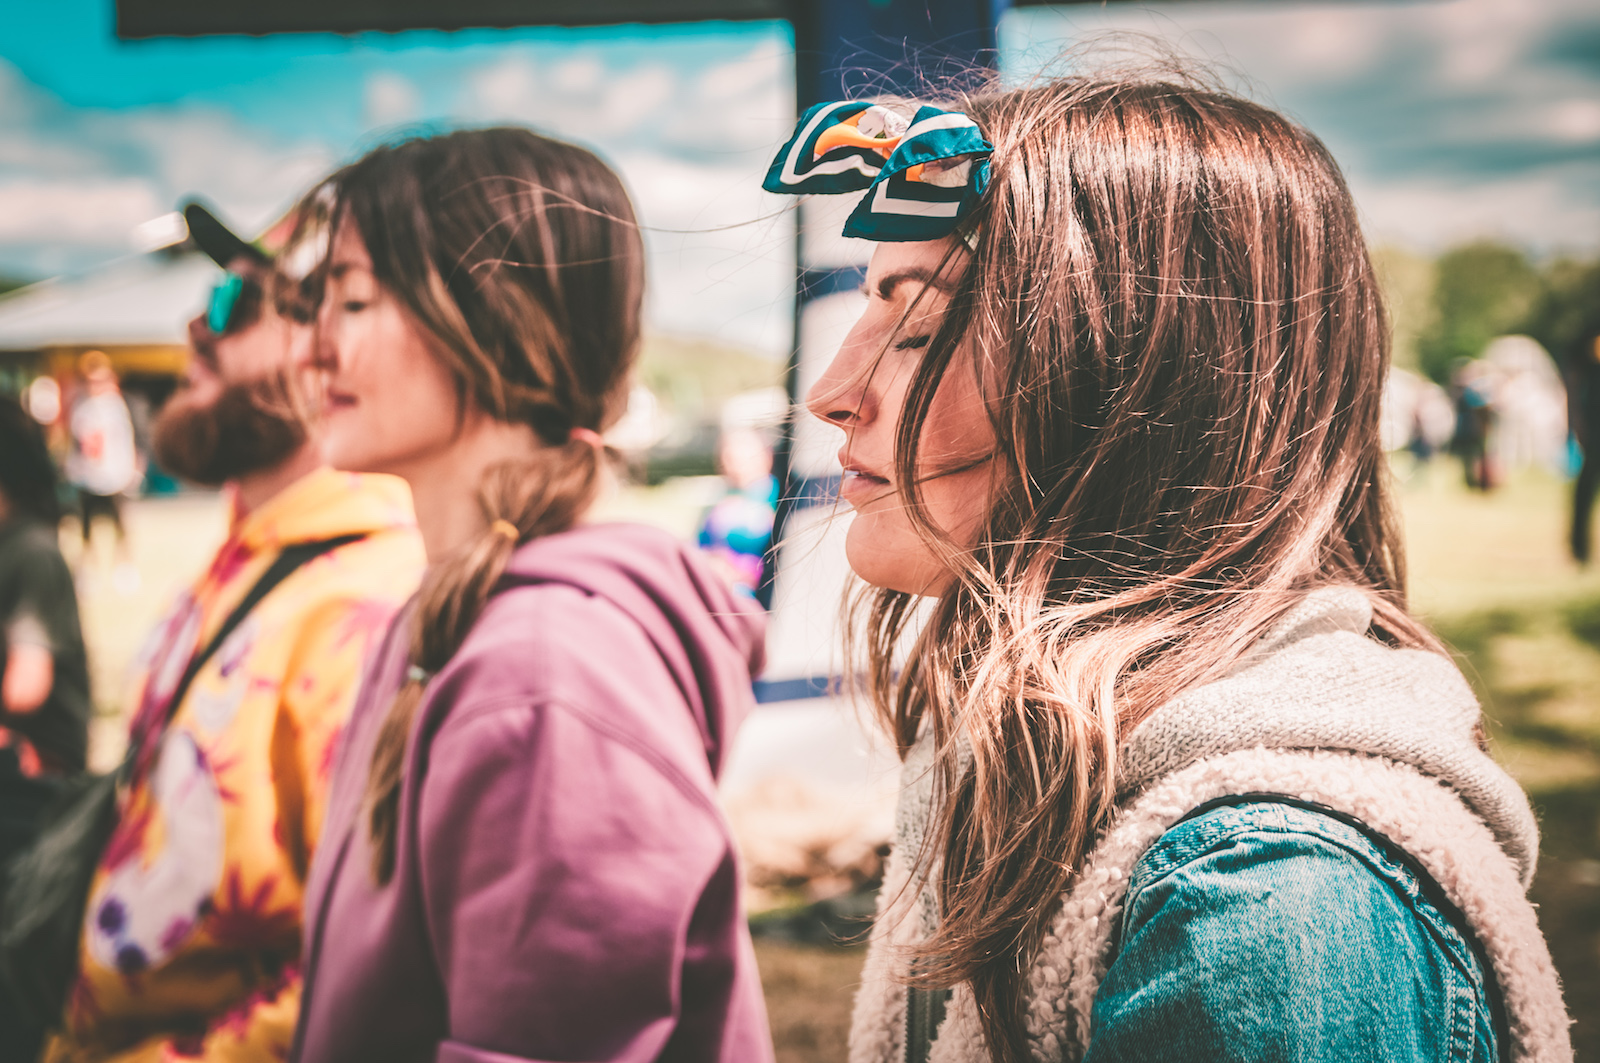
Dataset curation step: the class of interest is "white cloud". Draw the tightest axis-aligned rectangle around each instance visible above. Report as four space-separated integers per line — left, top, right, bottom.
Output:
1353 163 1600 254
0 48 794 351
1266 7 1386 82
0 176 161 245
109 109 335 231
1424 0 1555 88
464 52 728 147
365 72 422 128
1000 0 1600 253
551 54 603 95
0 60 46 127
661 38 791 156
1547 98 1600 143
596 64 676 138
612 149 793 354
694 37 789 102
462 54 677 140
0 60 337 275
469 55 541 118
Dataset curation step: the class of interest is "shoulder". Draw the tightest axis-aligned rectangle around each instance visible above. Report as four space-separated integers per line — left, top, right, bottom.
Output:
1121 800 1470 943
264 533 421 678
462 577 649 676
309 524 426 589
425 583 718 789
0 523 72 585
1086 801 1497 1062
276 528 424 619
1 521 64 560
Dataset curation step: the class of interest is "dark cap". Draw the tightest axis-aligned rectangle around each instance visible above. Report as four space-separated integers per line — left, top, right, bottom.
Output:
183 201 270 269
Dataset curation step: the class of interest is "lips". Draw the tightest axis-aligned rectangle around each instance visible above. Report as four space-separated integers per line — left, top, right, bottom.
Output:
839 459 891 504
322 387 357 414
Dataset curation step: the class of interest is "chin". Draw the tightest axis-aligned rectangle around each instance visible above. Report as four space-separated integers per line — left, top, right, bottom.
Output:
319 434 380 476
844 514 943 596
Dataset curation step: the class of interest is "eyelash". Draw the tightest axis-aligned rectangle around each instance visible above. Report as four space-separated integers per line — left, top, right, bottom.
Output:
895 335 931 350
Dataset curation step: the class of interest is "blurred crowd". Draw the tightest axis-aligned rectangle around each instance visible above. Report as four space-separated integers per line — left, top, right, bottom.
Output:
1384 332 1600 560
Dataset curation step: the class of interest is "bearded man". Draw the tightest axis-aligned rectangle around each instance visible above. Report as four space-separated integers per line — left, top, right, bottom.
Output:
43 203 425 1063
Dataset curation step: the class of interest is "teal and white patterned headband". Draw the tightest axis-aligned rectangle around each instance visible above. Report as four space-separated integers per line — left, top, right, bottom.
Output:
763 100 992 244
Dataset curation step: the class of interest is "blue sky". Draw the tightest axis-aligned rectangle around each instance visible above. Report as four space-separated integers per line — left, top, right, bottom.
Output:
0 2 797 353
0 0 1596 354
1001 0 1600 257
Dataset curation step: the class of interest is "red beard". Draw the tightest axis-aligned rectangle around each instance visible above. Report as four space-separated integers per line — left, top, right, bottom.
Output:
152 371 307 486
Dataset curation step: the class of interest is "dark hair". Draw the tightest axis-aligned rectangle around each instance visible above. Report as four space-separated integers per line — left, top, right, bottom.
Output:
0 395 61 525
847 73 1440 1061
298 127 644 883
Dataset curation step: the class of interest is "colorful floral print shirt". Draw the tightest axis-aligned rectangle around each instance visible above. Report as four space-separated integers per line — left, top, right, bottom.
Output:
46 469 425 1063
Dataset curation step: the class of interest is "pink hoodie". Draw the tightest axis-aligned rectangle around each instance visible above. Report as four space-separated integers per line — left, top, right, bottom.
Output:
292 522 773 1063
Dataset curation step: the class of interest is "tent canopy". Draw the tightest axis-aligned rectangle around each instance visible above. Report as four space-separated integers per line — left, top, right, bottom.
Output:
0 252 215 351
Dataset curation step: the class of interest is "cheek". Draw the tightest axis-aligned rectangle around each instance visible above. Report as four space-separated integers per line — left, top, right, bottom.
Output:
323 307 461 474
918 365 995 533
215 321 289 382
920 361 992 464
842 365 996 595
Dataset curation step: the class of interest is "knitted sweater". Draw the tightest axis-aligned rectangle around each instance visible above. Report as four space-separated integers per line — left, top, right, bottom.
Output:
849 588 1571 1063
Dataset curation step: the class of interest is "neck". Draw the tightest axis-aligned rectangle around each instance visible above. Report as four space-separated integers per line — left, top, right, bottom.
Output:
400 417 546 564
232 443 323 517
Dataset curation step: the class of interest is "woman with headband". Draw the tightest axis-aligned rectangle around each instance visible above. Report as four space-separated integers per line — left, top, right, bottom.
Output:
764 75 1570 1062
287 129 773 1063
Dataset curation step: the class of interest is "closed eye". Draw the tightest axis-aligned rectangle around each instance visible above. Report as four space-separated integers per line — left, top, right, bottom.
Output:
894 334 931 350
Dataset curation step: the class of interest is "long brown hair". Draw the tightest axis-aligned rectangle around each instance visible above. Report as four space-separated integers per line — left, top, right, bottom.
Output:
851 73 1442 1060
298 128 643 884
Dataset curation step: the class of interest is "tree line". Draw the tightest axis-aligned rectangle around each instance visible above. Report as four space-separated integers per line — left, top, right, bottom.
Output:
1377 242 1600 383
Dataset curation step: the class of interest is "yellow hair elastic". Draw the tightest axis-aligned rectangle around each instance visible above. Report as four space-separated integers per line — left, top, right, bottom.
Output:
490 519 520 542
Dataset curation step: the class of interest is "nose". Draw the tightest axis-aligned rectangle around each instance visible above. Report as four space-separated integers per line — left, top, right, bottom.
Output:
186 313 213 348
185 313 221 371
804 324 877 430
286 322 317 371
305 311 338 373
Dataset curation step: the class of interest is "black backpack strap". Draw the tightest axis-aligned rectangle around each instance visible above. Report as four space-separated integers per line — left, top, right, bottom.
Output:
126 532 367 774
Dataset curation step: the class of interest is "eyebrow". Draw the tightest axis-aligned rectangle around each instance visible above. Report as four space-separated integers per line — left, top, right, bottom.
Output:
867 267 955 302
328 261 371 280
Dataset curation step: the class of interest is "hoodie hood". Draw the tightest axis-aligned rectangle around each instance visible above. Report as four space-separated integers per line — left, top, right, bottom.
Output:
1120 587 1540 880
494 521 766 779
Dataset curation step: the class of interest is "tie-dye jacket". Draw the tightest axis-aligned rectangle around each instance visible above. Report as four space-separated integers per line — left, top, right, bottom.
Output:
45 468 425 1063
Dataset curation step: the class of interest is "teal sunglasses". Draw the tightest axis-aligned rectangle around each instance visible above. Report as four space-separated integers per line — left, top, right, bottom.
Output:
205 273 261 335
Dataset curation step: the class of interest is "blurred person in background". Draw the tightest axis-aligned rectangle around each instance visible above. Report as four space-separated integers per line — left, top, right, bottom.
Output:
1450 356 1500 492
288 128 772 1063
43 202 425 1063
697 427 778 603
0 394 91 1063
1567 332 1600 564
66 351 142 593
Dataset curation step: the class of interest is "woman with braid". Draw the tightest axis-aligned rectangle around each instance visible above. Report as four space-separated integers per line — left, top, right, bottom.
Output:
287 129 773 1063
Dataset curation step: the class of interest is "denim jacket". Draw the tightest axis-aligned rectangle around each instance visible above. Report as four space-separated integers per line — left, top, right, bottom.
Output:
849 590 1568 1063
1085 800 1501 1063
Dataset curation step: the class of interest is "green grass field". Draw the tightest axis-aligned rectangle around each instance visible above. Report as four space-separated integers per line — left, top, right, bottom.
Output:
1399 461 1600 1060
73 462 1600 1060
